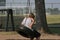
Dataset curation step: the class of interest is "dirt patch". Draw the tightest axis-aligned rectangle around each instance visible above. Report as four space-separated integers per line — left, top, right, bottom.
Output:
0 32 60 40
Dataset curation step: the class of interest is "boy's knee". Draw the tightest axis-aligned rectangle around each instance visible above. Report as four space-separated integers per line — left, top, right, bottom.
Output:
36 33 41 38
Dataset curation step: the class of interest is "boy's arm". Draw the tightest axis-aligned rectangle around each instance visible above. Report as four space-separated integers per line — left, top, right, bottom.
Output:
21 17 26 25
29 18 34 28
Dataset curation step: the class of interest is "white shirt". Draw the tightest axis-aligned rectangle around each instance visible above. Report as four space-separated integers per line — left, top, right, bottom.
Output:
21 17 32 29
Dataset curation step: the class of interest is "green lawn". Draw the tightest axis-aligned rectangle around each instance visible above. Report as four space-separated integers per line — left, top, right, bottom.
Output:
46 15 60 24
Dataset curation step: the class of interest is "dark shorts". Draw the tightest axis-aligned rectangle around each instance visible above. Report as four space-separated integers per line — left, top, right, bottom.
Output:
17 26 41 38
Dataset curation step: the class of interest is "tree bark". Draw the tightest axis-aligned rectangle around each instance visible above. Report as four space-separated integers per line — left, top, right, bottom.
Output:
35 0 51 33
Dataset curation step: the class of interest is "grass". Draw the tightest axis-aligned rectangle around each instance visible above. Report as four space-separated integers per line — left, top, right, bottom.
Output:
46 15 60 24
46 15 60 34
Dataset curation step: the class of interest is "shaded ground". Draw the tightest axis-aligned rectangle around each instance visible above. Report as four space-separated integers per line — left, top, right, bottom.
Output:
0 32 60 40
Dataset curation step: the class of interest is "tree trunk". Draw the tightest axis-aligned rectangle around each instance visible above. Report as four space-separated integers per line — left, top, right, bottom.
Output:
35 0 51 33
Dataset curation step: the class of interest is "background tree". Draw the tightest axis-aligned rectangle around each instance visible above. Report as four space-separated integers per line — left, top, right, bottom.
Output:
35 0 51 33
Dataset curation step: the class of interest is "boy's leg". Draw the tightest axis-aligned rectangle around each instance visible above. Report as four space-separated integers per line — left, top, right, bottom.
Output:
33 30 41 40
36 36 40 40
30 37 34 40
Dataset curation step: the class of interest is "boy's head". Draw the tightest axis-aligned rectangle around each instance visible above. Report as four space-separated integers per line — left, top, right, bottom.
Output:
29 13 35 19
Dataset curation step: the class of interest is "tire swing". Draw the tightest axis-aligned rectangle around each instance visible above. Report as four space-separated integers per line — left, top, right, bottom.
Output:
17 26 34 38
16 25 40 38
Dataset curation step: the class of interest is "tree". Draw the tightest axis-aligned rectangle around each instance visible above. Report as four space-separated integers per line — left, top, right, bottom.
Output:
35 0 51 33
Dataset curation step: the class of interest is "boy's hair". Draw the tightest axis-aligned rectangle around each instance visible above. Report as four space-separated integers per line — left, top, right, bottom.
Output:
29 13 35 19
